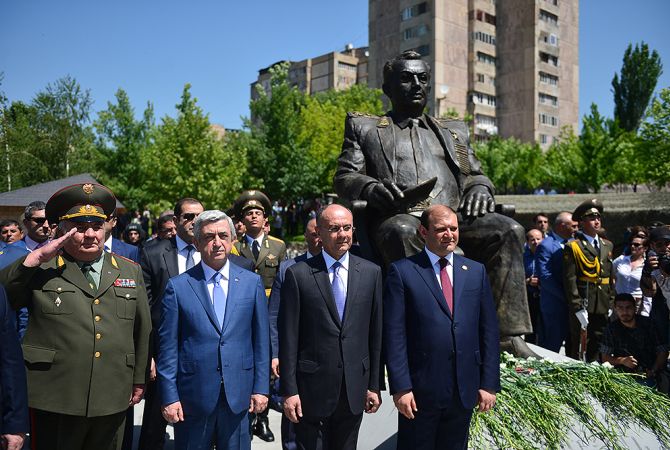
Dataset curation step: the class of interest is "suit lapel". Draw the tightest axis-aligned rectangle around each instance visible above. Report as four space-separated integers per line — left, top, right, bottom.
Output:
311 255 342 328
452 255 468 317
377 118 397 179
425 115 459 169
98 253 121 296
187 265 221 333
342 256 360 327
222 264 244 335
164 239 180 279
256 235 271 268
414 251 451 318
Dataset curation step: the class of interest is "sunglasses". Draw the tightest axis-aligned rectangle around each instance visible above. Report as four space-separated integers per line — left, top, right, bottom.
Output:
30 217 48 225
630 243 644 248
180 213 199 221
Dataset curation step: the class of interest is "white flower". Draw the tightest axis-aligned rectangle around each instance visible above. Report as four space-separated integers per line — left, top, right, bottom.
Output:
526 356 537 362
602 362 613 369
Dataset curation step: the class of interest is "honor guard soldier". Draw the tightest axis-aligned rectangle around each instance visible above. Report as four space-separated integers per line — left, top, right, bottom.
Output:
562 199 614 362
0 183 151 450
232 190 285 443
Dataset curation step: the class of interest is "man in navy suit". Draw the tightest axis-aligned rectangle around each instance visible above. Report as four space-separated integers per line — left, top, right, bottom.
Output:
1 285 28 450
158 210 269 449
279 205 382 450
534 212 577 352
384 205 500 450
268 218 321 450
103 210 140 263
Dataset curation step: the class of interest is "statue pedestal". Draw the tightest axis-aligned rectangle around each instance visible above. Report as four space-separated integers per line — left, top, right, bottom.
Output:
358 343 664 449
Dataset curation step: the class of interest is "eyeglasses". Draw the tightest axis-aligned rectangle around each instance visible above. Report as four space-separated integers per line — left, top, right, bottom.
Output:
180 213 199 221
326 225 354 234
30 217 48 225
630 243 644 248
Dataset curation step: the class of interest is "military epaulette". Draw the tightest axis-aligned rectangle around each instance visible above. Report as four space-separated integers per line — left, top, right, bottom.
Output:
267 235 286 244
110 252 139 266
347 111 380 119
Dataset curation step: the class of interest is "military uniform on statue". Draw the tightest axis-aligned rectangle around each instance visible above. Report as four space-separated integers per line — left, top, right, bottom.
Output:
333 50 533 356
232 190 286 442
563 199 614 362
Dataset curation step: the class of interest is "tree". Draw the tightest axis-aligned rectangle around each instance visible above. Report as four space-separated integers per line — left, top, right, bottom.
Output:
612 42 663 132
542 127 586 192
139 84 246 212
640 87 670 188
474 137 543 194
94 89 155 210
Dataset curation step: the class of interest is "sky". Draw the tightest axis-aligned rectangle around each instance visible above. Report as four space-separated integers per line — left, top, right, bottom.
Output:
1 0 669 131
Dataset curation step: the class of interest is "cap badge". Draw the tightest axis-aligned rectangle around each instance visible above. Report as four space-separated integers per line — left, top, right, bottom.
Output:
83 184 94 194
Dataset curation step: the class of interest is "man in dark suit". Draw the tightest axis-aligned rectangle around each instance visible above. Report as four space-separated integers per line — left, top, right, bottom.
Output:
563 199 614 361
279 204 382 450
384 205 500 450
138 198 253 450
103 210 140 263
534 212 577 352
158 210 269 449
1 286 28 450
268 218 321 450
333 50 531 356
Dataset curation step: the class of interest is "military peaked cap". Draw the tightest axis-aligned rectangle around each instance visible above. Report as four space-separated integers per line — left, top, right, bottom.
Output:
46 183 116 224
572 198 603 221
234 190 272 218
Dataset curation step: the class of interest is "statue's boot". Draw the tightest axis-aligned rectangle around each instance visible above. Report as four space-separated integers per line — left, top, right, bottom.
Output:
500 336 539 358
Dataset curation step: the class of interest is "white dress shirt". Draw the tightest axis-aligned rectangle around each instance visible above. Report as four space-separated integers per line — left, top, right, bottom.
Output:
201 260 230 306
425 248 454 289
322 251 349 296
176 235 201 274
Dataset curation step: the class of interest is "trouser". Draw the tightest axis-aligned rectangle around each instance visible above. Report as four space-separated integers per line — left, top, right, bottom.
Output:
567 312 608 362
374 212 532 336
396 397 473 450
30 408 126 450
137 378 168 450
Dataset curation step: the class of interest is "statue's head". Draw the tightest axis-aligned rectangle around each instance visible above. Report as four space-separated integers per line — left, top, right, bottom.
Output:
382 51 431 116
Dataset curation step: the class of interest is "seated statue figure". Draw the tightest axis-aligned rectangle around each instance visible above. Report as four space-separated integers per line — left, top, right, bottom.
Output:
334 50 533 355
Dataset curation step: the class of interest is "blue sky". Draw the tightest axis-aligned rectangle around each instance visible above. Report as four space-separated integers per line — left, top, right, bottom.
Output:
1 0 668 131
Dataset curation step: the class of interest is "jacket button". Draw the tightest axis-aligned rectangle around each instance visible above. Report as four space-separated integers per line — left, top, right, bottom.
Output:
96 333 102 340
94 315 101 322
94 299 100 305
94 351 101 358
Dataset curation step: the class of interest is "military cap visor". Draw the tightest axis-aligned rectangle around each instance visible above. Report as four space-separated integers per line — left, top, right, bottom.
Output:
573 199 603 221
46 183 116 224
650 227 670 242
234 190 272 218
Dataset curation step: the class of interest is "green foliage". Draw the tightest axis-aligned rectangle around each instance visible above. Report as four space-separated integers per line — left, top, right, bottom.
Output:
139 84 246 213
474 137 543 194
542 127 585 192
612 42 663 132
241 64 384 201
640 87 670 188
94 89 155 210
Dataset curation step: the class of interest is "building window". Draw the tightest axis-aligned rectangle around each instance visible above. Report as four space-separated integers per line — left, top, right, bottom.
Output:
471 31 496 45
476 51 496 66
539 9 558 26
539 51 559 67
540 134 548 144
401 2 428 21
476 73 485 83
539 71 558 86
408 44 430 57
403 24 428 40
541 32 558 46
544 0 558 5
337 62 357 73
539 92 558 106
469 9 497 26
471 91 496 107
539 113 558 127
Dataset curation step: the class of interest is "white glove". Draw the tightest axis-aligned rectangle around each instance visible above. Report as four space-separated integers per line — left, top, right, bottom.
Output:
575 309 589 329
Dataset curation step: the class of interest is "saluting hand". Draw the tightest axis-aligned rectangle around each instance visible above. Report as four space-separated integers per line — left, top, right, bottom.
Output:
23 227 77 268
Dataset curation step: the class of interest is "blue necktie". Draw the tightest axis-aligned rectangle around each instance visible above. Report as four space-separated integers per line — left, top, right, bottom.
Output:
331 262 346 321
212 272 226 329
185 245 195 270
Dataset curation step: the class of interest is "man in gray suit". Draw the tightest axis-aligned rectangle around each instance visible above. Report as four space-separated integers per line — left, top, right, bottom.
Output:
333 50 531 354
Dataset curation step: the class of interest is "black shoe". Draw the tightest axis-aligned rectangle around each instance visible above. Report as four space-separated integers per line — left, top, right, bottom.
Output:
253 416 275 442
500 335 539 358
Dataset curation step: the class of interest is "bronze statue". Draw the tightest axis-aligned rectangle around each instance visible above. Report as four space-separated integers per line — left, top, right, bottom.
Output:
334 51 533 355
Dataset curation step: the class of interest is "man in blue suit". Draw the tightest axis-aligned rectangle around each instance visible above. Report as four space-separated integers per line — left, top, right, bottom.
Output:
158 210 269 450
384 205 500 450
534 212 577 352
1 285 28 450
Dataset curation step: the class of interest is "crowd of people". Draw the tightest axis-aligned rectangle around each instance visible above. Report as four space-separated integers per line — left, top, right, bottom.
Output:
523 206 670 390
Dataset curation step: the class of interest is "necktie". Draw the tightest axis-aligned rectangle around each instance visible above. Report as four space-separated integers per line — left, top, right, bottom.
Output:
252 240 260 261
439 257 453 313
331 262 346 321
104 244 110 252
212 272 226 329
81 264 97 290
185 245 195 270
593 239 599 253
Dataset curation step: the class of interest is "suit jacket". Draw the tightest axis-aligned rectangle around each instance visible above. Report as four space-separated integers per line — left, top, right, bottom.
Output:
0 286 28 435
384 251 500 410
233 233 287 295
535 232 569 335
111 237 141 263
268 252 309 359
0 252 151 417
562 231 614 315
157 262 270 417
0 245 30 338
334 113 494 212
278 252 382 417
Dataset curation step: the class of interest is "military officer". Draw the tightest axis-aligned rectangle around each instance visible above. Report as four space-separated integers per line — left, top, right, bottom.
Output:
0 183 151 450
232 190 285 443
562 199 614 362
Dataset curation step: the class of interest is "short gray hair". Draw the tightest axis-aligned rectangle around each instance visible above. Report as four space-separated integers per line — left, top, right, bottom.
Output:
193 210 233 241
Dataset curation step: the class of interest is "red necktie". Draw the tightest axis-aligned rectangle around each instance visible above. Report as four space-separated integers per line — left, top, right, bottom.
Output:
439 257 453 313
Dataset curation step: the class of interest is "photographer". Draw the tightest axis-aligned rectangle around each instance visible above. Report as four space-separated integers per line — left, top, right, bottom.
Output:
641 226 670 349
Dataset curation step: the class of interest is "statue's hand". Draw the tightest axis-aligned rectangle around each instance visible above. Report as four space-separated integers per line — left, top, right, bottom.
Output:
364 182 397 211
458 186 495 218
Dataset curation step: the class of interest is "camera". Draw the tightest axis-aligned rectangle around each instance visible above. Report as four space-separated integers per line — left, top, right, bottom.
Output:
648 249 670 274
